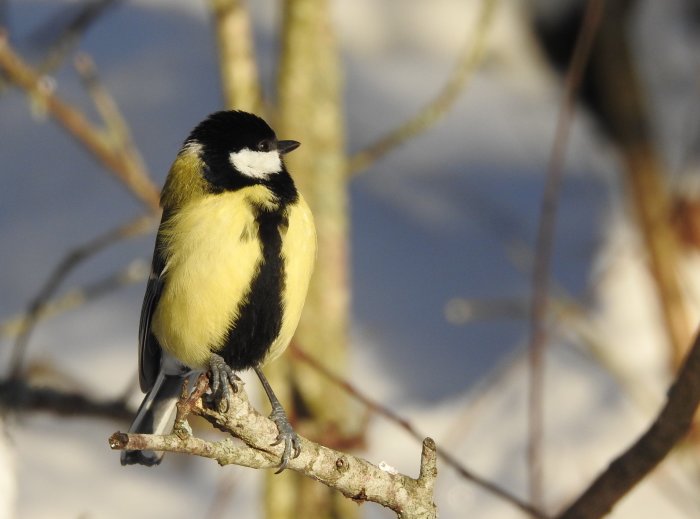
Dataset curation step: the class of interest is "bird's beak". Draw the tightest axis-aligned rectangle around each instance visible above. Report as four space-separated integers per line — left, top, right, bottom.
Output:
278 140 301 155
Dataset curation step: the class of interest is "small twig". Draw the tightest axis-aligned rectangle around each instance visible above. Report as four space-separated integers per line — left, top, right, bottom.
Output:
527 0 604 506
289 344 546 518
347 0 498 174
8 215 155 377
111 373 439 519
0 31 160 210
557 326 700 518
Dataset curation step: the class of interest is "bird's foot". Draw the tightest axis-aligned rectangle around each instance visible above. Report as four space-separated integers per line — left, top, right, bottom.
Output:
253 365 301 472
269 404 301 473
207 353 241 413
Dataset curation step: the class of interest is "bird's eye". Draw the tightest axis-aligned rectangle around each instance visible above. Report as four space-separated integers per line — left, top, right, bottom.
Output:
257 140 271 152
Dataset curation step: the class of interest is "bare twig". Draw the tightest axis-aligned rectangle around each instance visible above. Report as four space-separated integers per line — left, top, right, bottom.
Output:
527 0 604 506
0 32 160 210
347 0 498 174
110 374 439 519
289 344 547 519
557 327 700 518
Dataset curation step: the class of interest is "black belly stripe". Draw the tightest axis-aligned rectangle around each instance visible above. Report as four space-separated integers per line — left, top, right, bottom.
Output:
220 205 288 370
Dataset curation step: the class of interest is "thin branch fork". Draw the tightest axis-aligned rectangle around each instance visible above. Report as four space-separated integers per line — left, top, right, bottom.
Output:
110 375 438 519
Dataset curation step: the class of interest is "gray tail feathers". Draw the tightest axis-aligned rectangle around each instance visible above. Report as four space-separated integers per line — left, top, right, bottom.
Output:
120 371 190 466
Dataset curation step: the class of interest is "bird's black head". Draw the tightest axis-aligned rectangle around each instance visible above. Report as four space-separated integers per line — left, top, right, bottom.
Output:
183 110 300 193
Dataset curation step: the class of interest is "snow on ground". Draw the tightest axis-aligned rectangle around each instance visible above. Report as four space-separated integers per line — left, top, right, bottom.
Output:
1 0 700 517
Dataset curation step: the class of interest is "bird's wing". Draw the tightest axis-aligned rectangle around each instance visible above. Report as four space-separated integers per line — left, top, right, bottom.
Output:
138 222 168 392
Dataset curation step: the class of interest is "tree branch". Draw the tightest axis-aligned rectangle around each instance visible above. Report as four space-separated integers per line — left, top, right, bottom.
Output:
557 327 700 518
526 0 605 506
0 377 132 422
290 343 547 518
110 374 438 519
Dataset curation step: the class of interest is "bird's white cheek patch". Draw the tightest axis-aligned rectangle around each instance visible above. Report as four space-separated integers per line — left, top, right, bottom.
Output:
229 149 282 179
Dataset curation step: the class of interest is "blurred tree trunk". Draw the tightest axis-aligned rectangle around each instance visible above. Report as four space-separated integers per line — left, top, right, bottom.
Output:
270 0 356 518
210 1 355 516
210 0 262 113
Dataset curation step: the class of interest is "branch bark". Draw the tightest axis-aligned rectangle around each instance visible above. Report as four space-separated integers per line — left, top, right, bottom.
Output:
109 375 438 519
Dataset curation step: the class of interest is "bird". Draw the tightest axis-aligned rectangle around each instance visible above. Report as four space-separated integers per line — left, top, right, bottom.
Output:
120 110 316 472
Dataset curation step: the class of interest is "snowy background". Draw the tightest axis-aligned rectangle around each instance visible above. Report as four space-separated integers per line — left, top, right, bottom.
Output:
2 0 700 517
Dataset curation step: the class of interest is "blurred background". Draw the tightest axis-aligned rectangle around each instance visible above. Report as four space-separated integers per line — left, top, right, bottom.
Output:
1 0 700 517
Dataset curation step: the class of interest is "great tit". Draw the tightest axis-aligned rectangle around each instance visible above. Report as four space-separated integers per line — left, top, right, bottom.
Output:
120 110 316 471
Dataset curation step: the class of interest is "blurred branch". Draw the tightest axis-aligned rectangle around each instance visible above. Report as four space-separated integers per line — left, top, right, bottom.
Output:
590 1 691 368
30 0 121 76
0 31 160 210
527 0 604 507
110 374 438 519
557 327 700 518
289 344 547 519
347 0 497 174
210 0 262 113
444 297 529 323
453 183 673 412
0 377 132 421
7 215 155 377
1 259 149 341
74 52 150 178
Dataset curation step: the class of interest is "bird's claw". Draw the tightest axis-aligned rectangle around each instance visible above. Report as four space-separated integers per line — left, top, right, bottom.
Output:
208 354 241 412
270 407 301 473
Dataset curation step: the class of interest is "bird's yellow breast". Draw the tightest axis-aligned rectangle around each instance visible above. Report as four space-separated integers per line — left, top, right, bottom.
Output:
150 186 315 370
265 194 316 364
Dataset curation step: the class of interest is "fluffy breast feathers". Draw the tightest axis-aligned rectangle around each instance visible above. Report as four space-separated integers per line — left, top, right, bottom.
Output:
150 186 316 369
